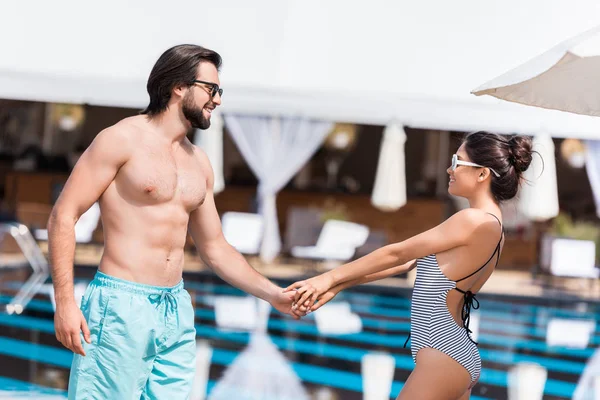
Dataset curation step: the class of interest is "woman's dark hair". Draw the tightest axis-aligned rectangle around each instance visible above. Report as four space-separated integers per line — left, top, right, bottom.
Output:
141 44 222 117
462 131 535 202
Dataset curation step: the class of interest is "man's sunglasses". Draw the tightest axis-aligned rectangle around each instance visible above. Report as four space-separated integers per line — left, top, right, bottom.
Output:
193 80 223 98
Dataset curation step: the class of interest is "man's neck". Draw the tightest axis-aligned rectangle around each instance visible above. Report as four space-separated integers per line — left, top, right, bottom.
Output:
147 109 190 143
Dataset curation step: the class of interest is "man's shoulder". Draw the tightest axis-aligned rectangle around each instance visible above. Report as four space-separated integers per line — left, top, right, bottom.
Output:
89 117 145 160
95 116 145 145
106 116 146 137
187 143 214 182
189 142 211 164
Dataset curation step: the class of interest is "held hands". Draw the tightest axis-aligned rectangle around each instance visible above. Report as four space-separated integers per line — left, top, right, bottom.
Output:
283 273 336 314
270 289 305 320
293 285 343 315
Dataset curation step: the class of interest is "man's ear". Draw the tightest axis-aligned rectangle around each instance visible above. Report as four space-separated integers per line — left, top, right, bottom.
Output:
173 84 188 99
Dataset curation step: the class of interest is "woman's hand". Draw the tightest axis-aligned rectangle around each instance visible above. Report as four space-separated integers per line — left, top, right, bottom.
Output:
284 273 336 312
294 285 343 314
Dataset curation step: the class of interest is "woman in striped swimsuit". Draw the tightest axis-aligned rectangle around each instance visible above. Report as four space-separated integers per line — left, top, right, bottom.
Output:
286 131 535 400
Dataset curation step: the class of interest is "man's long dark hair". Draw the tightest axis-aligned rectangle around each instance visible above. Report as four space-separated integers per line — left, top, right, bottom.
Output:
141 44 222 117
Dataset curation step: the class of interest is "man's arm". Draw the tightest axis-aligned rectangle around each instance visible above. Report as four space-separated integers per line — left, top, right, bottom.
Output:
48 127 132 354
49 127 131 301
188 149 297 316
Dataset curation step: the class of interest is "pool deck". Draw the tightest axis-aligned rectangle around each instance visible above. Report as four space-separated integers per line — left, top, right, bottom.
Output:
2 242 599 303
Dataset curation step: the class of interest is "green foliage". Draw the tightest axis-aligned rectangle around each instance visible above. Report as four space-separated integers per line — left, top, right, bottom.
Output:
319 198 350 222
550 212 600 261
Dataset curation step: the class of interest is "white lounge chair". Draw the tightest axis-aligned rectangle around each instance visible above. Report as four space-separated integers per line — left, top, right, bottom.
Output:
546 317 595 349
221 212 264 255
34 202 101 243
291 220 370 261
314 301 362 335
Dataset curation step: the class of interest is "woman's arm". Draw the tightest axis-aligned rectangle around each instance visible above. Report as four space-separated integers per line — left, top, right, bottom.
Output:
287 209 495 309
295 260 417 313
327 210 485 287
334 259 416 291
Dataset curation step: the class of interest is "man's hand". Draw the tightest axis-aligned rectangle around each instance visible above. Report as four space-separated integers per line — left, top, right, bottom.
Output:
54 300 91 356
283 272 336 312
269 290 304 320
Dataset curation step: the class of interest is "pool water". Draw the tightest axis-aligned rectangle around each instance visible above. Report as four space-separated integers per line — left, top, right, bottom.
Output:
0 270 598 400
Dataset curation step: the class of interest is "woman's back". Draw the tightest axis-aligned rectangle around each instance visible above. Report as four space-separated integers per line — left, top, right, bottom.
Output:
435 212 504 326
408 211 504 386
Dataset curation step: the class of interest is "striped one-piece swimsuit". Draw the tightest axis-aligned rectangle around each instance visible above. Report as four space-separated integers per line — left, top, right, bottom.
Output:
406 215 503 384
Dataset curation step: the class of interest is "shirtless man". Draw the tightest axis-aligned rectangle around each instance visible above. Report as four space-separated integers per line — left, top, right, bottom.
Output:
48 44 300 399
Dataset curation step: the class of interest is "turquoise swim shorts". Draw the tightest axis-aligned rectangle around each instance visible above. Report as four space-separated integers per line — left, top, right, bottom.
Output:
67 271 197 399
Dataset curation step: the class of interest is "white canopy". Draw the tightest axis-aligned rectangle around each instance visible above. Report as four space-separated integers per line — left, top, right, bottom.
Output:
2 0 600 138
472 25 600 117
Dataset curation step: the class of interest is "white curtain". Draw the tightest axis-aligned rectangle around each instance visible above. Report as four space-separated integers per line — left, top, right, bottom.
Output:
518 133 559 222
371 121 407 211
194 112 225 194
585 140 600 218
224 115 333 262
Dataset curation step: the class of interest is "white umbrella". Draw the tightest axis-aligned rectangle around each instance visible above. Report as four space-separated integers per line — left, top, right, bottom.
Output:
371 121 407 212
208 298 309 400
517 133 559 222
193 112 225 194
472 25 600 117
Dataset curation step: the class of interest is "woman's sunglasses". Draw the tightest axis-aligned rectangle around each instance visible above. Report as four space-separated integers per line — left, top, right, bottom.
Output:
451 154 500 178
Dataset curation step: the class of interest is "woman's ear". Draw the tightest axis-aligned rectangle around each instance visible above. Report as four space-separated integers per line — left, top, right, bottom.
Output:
478 169 490 182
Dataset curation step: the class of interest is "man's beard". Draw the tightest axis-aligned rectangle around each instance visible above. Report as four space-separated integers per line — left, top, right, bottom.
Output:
182 93 211 130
